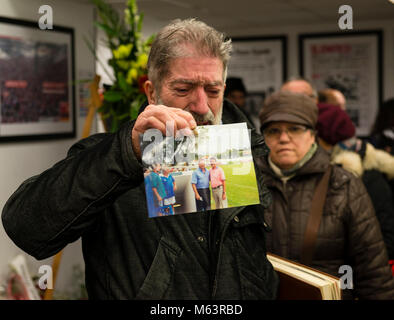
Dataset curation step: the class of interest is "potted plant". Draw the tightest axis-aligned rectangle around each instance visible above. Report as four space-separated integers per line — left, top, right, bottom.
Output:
86 0 155 132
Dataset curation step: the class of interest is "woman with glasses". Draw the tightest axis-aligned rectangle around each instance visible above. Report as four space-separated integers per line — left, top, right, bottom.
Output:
257 91 394 300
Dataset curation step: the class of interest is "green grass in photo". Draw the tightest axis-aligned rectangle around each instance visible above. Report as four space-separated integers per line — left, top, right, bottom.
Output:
210 161 260 208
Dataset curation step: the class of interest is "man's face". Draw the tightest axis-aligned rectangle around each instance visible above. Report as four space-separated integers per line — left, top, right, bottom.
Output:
210 159 217 168
281 80 317 103
264 121 315 170
227 90 246 108
146 54 225 125
198 160 206 170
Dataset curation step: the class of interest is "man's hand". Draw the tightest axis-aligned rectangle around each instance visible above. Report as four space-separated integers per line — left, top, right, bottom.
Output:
222 192 226 200
195 194 202 201
131 104 197 160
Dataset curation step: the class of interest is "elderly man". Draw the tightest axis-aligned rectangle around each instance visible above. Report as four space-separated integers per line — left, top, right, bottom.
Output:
281 77 318 103
318 88 347 110
258 90 394 299
209 157 227 209
2 19 277 299
191 158 211 212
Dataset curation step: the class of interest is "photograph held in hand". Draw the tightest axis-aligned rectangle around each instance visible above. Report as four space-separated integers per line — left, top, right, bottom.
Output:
141 122 260 217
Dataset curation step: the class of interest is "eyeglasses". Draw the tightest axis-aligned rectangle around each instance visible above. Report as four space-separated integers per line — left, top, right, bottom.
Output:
263 125 311 140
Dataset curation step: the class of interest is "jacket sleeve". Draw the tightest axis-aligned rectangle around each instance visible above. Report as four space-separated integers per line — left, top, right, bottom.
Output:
346 175 394 299
1 121 144 260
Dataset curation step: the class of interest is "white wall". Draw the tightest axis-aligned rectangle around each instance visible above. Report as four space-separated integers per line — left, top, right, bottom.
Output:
0 0 95 298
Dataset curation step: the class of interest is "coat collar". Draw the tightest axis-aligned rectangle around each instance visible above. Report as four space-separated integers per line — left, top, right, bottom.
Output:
332 141 394 179
259 145 330 182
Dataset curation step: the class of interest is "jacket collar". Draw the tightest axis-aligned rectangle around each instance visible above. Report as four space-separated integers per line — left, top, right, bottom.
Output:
259 146 331 185
332 141 394 179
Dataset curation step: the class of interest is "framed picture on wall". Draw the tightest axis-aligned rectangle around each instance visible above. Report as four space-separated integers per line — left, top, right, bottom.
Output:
299 30 383 137
227 36 287 133
0 16 75 142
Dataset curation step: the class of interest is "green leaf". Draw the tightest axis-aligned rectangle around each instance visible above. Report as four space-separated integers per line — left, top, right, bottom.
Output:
137 12 144 32
117 72 131 92
94 21 117 38
104 90 123 102
116 113 129 120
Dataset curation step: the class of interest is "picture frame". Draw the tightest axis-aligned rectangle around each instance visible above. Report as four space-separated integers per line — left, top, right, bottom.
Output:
299 30 383 137
0 16 76 142
226 36 287 133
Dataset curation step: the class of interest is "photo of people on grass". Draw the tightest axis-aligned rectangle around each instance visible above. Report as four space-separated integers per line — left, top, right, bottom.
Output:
141 122 260 218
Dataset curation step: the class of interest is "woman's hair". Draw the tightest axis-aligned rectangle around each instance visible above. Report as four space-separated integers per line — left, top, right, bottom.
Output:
147 18 232 92
371 98 394 134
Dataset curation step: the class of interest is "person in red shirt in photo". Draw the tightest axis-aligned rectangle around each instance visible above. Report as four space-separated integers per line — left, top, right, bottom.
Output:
209 157 227 209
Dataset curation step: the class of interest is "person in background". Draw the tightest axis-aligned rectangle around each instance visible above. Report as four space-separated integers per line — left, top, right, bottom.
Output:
224 77 255 127
191 158 211 212
150 163 167 216
369 98 394 156
318 88 347 110
369 98 394 213
161 166 177 215
317 103 394 261
281 77 318 103
209 157 227 209
143 167 156 217
258 90 394 299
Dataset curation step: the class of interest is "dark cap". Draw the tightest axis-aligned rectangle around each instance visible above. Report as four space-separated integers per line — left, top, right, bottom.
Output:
317 103 355 145
259 91 318 129
225 77 247 96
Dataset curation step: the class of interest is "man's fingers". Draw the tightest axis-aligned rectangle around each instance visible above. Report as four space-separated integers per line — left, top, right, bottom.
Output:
139 116 167 136
172 108 197 129
138 107 194 136
132 104 198 159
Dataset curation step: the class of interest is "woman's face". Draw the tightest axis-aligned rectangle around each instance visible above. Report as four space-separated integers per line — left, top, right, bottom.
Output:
263 121 316 170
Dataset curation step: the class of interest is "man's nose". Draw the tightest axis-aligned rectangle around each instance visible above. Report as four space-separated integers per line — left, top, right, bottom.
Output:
187 87 210 115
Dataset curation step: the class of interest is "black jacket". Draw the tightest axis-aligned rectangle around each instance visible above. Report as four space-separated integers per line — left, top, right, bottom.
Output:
331 141 394 260
2 100 278 299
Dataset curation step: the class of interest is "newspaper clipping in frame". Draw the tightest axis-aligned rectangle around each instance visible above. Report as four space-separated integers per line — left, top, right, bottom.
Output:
302 33 380 136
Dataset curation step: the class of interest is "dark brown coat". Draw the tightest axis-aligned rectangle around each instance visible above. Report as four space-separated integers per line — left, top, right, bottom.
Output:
259 146 394 299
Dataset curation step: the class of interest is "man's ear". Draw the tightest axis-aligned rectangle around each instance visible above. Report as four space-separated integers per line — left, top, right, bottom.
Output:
144 80 157 104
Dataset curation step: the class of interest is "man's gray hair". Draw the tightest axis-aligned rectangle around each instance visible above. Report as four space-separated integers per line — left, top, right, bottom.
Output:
147 18 232 92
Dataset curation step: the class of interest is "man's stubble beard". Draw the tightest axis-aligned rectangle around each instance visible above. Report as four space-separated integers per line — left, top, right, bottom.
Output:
157 95 223 126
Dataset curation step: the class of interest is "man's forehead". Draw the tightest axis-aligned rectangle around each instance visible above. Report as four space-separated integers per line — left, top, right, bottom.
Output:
164 55 224 82
169 78 223 86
